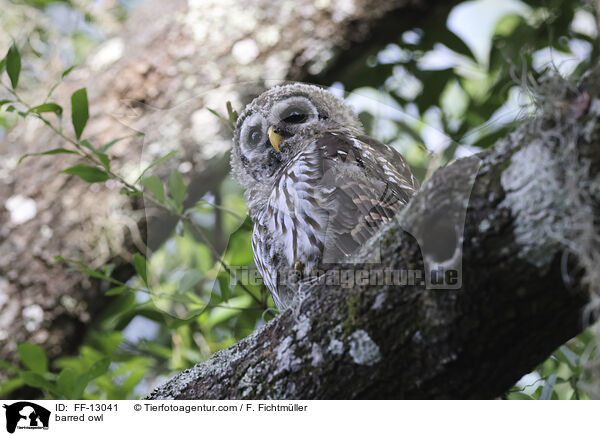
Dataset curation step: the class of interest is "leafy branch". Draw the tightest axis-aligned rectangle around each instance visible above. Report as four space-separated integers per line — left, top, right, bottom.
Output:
0 44 267 314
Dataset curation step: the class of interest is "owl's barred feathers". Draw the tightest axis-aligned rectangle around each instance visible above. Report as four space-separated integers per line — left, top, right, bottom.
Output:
231 83 419 309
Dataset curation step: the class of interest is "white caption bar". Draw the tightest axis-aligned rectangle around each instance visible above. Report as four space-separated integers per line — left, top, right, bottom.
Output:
0 400 593 435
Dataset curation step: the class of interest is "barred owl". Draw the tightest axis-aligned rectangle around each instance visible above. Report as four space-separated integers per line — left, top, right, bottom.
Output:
231 83 419 309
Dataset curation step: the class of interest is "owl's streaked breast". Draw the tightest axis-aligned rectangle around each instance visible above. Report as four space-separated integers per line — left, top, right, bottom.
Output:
250 130 418 308
252 139 331 299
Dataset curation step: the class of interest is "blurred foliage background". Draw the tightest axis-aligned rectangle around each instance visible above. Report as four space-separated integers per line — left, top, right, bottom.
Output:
0 0 598 399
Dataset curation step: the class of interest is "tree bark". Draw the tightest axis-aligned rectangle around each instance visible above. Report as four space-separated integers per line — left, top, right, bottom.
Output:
1 0 460 368
147 70 600 399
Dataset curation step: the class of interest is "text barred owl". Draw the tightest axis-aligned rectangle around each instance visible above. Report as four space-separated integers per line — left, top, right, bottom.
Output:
231 83 419 309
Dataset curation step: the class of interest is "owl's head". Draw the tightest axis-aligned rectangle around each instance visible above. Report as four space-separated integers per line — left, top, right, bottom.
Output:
231 83 362 190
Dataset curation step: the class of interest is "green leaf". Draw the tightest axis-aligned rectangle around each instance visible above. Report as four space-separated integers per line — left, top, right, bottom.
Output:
106 285 129 296
120 187 143 197
86 357 110 380
141 176 165 204
57 367 78 399
62 164 109 183
223 216 254 266
0 359 20 373
207 107 222 120
0 378 25 397
17 343 47 374
507 391 533 400
178 270 204 294
80 139 95 151
71 88 89 139
79 141 111 169
94 331 123 355
75 268 110 281
95 151 110 170
56 258 118 284
6 43 21 89
104 263 115 277
20 371 53 390
26 36 42 57
67 358 110 399
18 148 80 164
206 294 253 326
138 342 172 359
101 133 143 153
168 169 187 211
217 271 230 302
226 100 238 124
135 150 179 183
0 99 13 107
61 65 75 79
100 138 122 153
0 57 5 74
45 83 61 102
28 103 63 115
133 252 148 286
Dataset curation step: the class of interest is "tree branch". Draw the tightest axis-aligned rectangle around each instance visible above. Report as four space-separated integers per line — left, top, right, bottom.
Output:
148 73 600 399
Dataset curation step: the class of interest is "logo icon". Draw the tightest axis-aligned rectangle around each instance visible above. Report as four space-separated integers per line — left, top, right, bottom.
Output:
3 402 50 434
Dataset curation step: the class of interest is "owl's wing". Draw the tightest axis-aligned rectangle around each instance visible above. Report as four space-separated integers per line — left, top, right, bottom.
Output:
313 131 419 261
250 223 281 306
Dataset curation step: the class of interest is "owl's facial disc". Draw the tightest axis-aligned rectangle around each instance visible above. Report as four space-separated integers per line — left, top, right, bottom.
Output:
236 94 326 182
237 112 284 180
267 96 320 152
239 113 268 154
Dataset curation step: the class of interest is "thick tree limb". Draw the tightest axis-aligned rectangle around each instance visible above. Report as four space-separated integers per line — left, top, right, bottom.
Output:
148 73 600 399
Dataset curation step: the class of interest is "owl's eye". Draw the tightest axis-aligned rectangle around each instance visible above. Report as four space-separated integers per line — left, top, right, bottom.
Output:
281 108 308 124
273 97 317 127
247 126 263 146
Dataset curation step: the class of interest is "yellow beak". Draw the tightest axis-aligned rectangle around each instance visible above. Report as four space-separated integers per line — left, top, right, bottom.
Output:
267 126 282 153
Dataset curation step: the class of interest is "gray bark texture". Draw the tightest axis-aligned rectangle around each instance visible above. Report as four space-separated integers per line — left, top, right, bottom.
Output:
147 70 600 399
0 0 457 366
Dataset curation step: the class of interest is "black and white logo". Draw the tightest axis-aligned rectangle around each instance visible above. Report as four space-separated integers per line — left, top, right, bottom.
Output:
3 402 50 434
